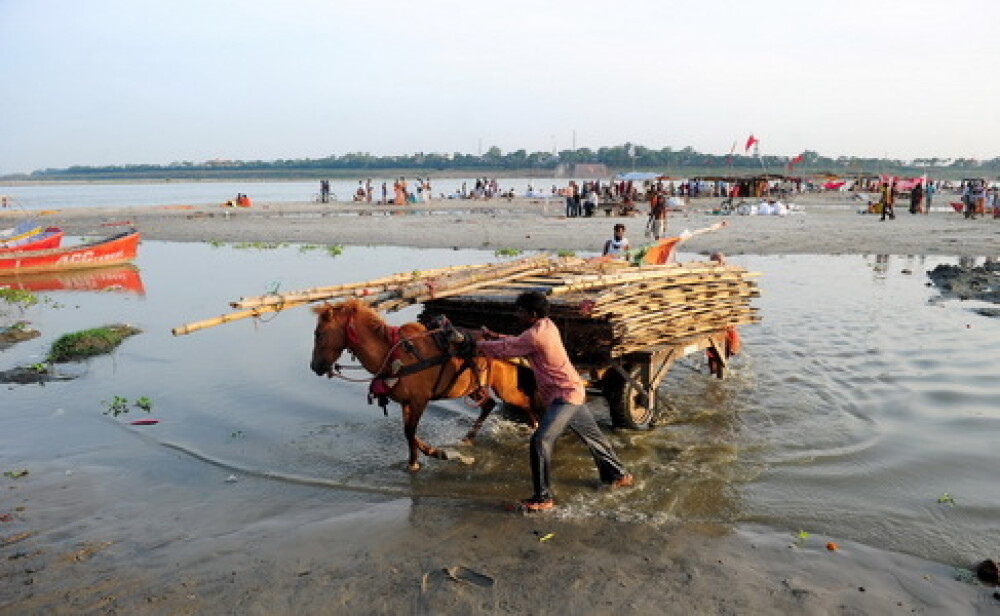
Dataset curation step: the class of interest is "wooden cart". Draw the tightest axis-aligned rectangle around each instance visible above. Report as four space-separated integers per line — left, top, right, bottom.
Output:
419 260 755 429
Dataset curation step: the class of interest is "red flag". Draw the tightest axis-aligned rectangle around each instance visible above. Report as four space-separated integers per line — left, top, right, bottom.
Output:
744 134 758 152
790 153 804 166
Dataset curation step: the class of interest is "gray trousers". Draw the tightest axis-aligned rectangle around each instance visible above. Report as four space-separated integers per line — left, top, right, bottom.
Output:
530 399 628 500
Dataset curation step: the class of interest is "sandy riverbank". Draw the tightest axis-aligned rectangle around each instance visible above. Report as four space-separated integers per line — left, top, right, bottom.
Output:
5 192 999 257
3 193 1000 614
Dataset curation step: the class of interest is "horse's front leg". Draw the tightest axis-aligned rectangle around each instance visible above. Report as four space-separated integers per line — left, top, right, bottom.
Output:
401 401 447 472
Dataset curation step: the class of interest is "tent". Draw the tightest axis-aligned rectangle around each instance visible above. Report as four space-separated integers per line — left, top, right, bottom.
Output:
616 171 660 181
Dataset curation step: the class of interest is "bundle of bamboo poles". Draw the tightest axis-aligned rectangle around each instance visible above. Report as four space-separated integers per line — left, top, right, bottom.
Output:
420 261 759 364
172 255 759 361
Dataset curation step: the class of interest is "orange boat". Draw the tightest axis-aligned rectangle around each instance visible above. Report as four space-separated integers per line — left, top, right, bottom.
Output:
0 229 140 274
0 227 64 253
0 264 145 295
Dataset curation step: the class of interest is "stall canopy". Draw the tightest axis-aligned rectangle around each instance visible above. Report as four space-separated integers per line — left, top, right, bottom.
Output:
616 171 660 181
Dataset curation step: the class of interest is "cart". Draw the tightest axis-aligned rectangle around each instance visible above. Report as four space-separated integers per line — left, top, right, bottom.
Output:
420 262 753 430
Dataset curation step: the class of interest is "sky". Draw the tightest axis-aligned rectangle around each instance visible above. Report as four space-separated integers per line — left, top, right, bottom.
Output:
1 0 998 174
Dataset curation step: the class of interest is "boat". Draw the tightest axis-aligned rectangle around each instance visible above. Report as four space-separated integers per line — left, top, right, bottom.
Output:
0 221 45 246
0 229 140 274
0 264 145 295
0 227 64 253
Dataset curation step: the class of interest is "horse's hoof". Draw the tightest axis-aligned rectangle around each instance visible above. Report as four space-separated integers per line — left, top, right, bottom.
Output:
408 463 421 472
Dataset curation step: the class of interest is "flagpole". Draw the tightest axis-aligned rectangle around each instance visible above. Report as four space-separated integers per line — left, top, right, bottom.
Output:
755 143 767 174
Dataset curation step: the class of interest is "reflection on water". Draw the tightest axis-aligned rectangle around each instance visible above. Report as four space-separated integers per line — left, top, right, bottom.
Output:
0 264 145 295
2 243 1000 568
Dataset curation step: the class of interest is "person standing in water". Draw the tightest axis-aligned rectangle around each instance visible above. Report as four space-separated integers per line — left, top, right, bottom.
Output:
473 291 634 512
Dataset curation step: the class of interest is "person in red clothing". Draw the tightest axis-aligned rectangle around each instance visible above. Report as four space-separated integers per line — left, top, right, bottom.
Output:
475 291 633 511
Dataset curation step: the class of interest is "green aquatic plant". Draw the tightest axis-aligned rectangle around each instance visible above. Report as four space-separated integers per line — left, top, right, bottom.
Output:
299 244 321 253
326 244 344 257
494 247 522 257
937 493 956 506
102 395 130 417
101 395 153 416
208 239 227 248
556 250 576 258
47 324 141 363
793 529 810 546
0 288 40 312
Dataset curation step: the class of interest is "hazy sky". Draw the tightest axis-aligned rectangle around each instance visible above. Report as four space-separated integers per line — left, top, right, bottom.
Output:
1 0 997 174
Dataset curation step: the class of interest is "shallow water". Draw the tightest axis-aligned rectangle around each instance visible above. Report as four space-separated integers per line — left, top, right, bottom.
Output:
2 243 998 569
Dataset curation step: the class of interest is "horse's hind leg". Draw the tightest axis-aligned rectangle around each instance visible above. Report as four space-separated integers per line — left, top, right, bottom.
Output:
462 398 496 445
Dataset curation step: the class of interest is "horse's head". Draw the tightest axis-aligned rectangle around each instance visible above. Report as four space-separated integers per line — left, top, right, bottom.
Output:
310 301 354 377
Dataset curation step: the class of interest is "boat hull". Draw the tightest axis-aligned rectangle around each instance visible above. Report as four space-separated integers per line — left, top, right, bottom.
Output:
0 228 64 253
0 230 140 274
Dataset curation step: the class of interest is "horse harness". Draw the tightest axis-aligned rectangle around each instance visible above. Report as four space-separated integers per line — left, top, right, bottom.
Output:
353 315 489 414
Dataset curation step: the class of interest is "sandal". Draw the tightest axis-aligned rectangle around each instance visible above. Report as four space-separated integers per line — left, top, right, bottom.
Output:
610 473 635 489
519 497 555 512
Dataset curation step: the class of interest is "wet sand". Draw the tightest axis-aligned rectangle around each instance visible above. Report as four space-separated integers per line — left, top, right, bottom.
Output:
3 461 989 614
3 194 999 614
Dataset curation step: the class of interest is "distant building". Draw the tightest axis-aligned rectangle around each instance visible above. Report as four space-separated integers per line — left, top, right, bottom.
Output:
573 164 609 178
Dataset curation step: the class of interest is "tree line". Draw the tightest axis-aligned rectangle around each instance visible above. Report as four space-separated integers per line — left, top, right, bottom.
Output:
9 144 1000 181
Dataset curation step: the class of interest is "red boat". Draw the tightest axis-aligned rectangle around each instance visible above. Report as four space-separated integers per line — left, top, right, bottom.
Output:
0 229 140 274
0 264 145 295
0 227 64 253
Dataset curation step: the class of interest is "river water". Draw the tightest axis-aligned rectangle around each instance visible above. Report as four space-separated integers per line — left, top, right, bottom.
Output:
2 242 998 571
0 178 568 210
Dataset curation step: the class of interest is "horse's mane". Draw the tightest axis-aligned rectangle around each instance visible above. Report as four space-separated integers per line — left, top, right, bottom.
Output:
339 298 423 339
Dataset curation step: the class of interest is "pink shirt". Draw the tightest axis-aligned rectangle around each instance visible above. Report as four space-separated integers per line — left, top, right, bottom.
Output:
476 318 585 406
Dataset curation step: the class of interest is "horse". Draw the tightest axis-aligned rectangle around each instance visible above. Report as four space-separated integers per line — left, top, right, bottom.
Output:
310 298 540 471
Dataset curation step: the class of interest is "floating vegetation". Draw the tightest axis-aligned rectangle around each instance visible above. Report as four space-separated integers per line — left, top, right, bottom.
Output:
47 324 142 363
102 395 153 417
494 247 522 257
0 289 40 313
299 244 321 253
556 249 576 258
0 321 40 348
208 239 226 248
231 241 289 251
326 244 344 257
103 395 130 416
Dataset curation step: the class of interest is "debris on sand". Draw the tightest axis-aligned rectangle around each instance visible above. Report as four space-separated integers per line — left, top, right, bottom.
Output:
977 559 999 586
927 263 1000 304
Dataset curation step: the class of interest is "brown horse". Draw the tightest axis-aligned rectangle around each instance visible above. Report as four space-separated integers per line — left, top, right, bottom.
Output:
310 298 539 471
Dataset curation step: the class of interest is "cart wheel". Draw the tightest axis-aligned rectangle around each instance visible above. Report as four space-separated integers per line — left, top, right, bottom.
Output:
601 366 654 430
